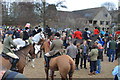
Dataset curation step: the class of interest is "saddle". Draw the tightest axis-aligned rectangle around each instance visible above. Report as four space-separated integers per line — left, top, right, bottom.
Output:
1 52 13 64
45 52 61 68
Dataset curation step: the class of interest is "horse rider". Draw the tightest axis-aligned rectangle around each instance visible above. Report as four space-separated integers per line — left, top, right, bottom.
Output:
44 32 63 68
0 67 28 80
22 27 30 45
2 31 19 71
32 28 45 44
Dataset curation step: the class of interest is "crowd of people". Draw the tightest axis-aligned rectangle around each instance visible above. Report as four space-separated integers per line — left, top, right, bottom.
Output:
0 25 120 79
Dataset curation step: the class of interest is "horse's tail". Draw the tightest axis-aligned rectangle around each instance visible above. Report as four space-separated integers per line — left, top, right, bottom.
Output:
68 58 75 78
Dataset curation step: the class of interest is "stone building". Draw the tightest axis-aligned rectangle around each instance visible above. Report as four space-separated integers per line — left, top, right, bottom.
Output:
109 0 120 24
73 7 112 27
46 5 112 28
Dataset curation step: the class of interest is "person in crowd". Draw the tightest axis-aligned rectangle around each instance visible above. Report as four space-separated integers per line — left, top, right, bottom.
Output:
97 36 105 47
105 31 109 38
13 29 20 39
106 38 111 56
83 28 90 40
62 31 67 48
108 37 117 62
22 27 29 44
1 29 6 44
45 25 51 35
66 36 72 49
96 44 104 74
75 43 81 70
93 27 100 36
88 45 98 75
116 36 120 63
44 32 63 68
2 31 19 71
66 41 78 60
32 28 45 44
0 67 28 80
74 28 82 39
80 40 89 69
74 28 82 44
100 28 106 37
112 62 120 80
32 26 38 36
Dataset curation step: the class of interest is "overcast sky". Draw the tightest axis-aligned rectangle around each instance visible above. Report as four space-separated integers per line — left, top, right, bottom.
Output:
47 0 119 11
2 0 119 11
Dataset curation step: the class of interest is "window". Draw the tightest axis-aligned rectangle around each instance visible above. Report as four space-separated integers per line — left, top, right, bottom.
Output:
106 21 109 25
104 14 108 17
89 20 92 24
100 21 104 25
93 21 97 25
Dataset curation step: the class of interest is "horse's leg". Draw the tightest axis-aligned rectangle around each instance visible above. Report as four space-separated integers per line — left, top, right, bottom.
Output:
36 51 40 58
45 67 49 80
39 50 43 58
61 77 66 80
51 70 54 80
31 59 35 68
68 72 73 80
60 73 67 80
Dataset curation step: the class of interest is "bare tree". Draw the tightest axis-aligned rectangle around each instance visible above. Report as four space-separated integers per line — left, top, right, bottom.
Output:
2 0 67 27
101 2 116 11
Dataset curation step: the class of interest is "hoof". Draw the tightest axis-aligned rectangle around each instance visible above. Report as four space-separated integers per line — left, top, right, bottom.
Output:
31 65 35 68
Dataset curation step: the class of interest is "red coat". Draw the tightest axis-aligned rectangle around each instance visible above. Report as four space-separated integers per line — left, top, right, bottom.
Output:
115 31 120 34
94 29 99 35
74 31 82 39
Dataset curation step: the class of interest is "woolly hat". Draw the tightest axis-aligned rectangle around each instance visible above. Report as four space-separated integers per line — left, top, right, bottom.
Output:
55 32 60 37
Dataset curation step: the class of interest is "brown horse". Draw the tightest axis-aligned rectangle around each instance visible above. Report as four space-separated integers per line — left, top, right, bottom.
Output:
0 44 36 73
45 55 75 80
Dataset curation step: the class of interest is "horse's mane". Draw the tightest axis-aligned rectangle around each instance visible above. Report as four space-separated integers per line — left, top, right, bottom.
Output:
20 45 30 50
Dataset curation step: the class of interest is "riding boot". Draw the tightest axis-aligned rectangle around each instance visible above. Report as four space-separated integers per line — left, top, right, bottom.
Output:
10 59 19 72
44 55 49 68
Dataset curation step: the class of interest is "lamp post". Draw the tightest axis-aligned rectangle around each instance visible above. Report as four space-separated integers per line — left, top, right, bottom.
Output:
41 0 46 29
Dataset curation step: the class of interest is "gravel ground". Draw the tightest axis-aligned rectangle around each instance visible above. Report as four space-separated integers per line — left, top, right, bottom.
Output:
23 55 117 79
0 42 117 79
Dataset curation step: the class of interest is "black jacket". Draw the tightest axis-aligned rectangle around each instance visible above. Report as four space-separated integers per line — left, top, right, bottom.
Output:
23 31 29 40
83 31 88 40
116 41 120 59
97 49 103 59
32 30 38 36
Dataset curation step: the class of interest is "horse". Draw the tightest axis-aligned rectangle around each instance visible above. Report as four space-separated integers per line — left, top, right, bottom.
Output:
45 55 75 80
0 44 37 73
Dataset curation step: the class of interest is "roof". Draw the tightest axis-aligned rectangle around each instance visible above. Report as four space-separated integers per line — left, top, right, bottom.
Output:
57 10 87 18
72 7 106 20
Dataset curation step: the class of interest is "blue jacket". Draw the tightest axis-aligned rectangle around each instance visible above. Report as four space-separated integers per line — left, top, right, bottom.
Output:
2 70 28 80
